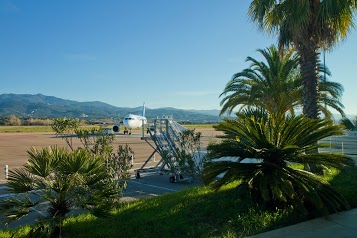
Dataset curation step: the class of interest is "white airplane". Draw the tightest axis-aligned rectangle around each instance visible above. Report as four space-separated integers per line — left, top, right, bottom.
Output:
122 103 147 135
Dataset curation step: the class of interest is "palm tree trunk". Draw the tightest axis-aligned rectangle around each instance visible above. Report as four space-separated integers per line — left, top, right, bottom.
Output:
298 44 319 119
298 43 323 174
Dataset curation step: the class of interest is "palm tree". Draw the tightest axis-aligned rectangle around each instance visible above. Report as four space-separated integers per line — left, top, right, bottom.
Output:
248 0 356 119
220 46 300 115
203 109 355 216
0 146 119 237
318 66 345 119
340 116 357 130
220 45 345 118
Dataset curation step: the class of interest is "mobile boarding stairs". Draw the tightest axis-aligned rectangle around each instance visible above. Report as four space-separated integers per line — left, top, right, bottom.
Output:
135 116 194 183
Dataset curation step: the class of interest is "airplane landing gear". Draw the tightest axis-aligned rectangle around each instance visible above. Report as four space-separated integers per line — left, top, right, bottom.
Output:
123 127 132 135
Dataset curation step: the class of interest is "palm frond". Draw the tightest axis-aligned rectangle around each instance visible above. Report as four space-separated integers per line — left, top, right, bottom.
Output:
0 195 38 226
25 146 63 178
203 161 261 188
290 153 355 169
286 167 350 214
340 117 356 130
205 108 351 215
7 168 35 193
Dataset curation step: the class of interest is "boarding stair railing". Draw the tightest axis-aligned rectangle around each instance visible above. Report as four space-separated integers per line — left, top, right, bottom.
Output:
135 116 188 177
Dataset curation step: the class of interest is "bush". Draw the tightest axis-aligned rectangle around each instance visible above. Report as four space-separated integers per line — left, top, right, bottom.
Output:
25 118 53 126
6 115 22 126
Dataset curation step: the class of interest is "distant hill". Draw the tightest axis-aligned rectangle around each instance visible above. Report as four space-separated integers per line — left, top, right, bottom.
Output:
0 94 222 123
187 109 221 116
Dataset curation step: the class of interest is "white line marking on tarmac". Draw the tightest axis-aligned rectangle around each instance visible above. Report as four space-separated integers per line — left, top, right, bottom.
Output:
130 180 177 192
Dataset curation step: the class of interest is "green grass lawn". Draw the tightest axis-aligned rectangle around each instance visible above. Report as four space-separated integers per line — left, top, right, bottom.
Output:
1 167 356 238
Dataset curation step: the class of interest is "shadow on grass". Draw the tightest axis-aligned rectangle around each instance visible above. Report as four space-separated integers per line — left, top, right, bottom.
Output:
328 166 357 208
62 184 306 238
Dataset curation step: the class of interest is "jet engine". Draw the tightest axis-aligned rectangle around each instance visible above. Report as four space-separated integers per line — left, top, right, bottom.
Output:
112 124 120 133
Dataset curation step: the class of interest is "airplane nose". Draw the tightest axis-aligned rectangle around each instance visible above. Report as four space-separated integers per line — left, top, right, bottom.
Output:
125 120 135 128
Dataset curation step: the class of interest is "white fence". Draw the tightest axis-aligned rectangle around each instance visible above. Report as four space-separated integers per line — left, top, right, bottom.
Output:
319 132 357 162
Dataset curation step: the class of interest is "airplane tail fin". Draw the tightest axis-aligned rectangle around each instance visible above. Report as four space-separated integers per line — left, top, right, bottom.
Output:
142 103 146 117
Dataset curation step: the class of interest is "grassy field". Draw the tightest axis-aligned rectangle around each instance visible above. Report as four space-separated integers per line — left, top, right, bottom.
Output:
184 124 216 129
0 125 103 133
0 124 214 133
1 167 356 238
0 126 54 133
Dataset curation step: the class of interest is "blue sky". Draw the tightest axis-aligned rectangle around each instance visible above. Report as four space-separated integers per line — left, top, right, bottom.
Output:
1 0 357 115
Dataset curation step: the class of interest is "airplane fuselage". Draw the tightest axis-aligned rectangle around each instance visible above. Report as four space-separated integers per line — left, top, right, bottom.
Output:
123 113 147 129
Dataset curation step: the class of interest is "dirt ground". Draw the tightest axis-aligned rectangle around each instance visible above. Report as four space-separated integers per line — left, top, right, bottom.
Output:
0 128 221 181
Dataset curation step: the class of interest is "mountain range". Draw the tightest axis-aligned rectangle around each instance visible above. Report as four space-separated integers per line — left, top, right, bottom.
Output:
0 94 222 123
